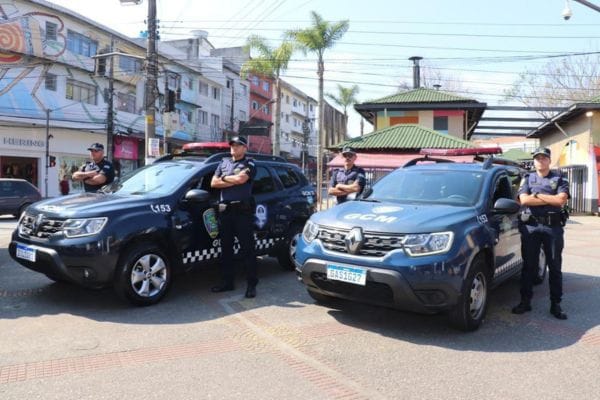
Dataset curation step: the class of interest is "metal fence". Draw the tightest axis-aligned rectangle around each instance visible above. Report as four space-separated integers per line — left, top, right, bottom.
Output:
556 165 590 214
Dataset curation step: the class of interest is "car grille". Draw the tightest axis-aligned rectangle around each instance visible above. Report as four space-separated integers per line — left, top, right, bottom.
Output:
19 213 66 239
318 226 405 257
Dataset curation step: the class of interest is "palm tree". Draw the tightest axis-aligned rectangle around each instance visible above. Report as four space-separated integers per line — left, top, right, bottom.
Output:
241 35 294 156
325 84 359 135
287 11 349 208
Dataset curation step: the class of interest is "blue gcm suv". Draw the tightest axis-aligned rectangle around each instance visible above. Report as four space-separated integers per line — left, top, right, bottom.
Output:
294 154 538 331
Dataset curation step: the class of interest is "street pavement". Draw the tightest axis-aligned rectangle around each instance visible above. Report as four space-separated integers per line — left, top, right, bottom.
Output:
0 215 599 399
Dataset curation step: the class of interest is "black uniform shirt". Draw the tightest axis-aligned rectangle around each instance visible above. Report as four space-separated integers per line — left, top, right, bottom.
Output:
214 156 256 202
330 165 366 203
80 158 115 193
518 170 570 216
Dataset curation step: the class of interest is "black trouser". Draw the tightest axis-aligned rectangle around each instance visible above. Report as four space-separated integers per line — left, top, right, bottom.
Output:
218 204 257 287
519 222 564 303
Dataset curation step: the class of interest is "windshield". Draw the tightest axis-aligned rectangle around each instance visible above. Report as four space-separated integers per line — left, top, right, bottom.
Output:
367 169 485 206
101 162 198 196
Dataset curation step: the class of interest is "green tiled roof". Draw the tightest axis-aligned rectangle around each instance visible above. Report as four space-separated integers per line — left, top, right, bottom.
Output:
333 124 475 150
502 148 532 161
367 88 476 104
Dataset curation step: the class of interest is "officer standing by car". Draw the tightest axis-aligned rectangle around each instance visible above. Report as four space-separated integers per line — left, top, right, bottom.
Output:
210 136 258 298
328 146 366 204
72 143 115 193
512 147 570 320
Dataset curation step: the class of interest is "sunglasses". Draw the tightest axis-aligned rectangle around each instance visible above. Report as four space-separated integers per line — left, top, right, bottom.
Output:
90 149 102 153
343 154 355 159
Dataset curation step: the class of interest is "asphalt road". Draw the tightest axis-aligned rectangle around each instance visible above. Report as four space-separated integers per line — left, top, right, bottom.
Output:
1 215 599 399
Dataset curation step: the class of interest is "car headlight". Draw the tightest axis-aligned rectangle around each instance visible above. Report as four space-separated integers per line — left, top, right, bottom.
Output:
403 231 453 256
63 218 108 238
302 220 319 243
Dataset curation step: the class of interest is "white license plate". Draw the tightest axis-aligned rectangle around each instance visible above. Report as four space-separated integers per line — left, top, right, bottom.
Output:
326 264 367 286
16 243 36 262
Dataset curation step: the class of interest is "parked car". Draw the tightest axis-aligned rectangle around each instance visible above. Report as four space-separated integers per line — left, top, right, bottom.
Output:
294 152 546 331
0 178 42 218
9 152 316 305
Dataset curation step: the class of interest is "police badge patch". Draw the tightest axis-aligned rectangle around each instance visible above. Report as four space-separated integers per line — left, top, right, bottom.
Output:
203 208 219 238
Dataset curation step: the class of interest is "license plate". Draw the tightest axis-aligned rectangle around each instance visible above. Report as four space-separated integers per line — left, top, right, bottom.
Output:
326 264 367 286
16 243 36 262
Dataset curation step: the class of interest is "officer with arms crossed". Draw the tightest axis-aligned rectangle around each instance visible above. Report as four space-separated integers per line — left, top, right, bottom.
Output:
210 136 258 298
512 147 570 320
72 143 115 193
328 146 366 204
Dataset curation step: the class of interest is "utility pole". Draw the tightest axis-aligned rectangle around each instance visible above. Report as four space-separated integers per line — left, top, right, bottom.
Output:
144 0 158 164
230 80 235 132
106 37 115 162
44 109 50 198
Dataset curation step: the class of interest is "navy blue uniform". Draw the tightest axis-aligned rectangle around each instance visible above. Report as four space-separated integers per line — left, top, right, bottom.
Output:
518 170 570 303
80 158 114 192
330 165 366 204
213 156 257 286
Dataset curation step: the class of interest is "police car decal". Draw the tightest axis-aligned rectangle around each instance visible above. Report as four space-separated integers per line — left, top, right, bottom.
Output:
343 213 397 223
150 204 171 213
301 191 315 205
476 214 488 224
255 204 268 229
203 208 219 238
182 234 285 264
372 206 403 214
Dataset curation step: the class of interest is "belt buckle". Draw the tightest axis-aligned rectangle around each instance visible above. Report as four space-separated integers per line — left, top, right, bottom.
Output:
218 203 227 212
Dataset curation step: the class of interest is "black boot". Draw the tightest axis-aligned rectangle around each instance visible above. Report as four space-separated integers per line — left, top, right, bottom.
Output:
211 282 234 293
512 300 532 314
550 302 567 320
245 283 256 298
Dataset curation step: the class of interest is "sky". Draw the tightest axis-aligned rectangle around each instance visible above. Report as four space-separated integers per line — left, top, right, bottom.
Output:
46 0 600 137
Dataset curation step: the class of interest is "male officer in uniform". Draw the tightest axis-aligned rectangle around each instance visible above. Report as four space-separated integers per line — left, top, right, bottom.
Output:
210 136 258 298
328 146 366 204
72 143 115 193
512 147 570 320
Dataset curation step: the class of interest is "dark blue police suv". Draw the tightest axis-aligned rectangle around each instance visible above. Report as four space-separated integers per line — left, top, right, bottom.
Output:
294 154 544 331
9 152 315 306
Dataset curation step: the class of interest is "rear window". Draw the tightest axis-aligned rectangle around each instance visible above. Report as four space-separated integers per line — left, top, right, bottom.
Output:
273 166 301 189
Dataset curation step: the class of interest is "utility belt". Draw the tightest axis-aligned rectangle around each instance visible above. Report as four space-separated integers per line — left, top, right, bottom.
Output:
217 199 253 213
520 212 564 227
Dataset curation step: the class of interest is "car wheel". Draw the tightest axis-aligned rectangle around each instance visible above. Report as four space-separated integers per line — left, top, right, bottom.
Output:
306 288 334 304
533 247 547 285
449 256 490 332
276 223 303 271
14 203 31 218
114 243 172 306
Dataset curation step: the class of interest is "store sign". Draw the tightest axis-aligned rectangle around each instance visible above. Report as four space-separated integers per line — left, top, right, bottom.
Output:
113 137 139 160
2 136 45 148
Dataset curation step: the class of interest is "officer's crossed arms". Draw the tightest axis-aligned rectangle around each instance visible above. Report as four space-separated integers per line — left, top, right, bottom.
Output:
328 179 361 197
519 190 569 208
72 167 107 186
210 167 251 188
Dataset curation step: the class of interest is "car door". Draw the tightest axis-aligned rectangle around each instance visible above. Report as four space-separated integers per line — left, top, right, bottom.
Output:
489 173 521 279
252 164 284 251
0 181 19 215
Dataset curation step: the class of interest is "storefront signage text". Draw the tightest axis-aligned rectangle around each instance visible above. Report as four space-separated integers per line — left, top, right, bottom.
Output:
3 137 45 148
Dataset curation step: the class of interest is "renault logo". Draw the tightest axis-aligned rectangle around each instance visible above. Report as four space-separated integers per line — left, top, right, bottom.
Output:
32 214 44 233
345 227 364 255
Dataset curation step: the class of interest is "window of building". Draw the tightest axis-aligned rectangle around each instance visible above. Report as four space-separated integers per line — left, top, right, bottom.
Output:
198 110 208 125
199 81 209 96
212 87 220 100
210 113 220 128
116 92 136 113
240 83 247 95
263 104 270 115
225 105 231 119
66 78 97 105
226 78 233 89
66 30 98 57
45 22 57 41
433 116 449 133
262 80 270 92
251 76 259 86
239 110 247 122
252 101 259 110
309 104 314 112
45 73 57 91
286 95 290 104
119 56 142 73
302 103 306 111
285 114 289 123
186 77 193 90
185 110 193 123
293 98 298 107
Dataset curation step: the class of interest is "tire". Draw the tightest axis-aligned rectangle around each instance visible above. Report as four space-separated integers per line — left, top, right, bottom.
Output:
449 256 490 332
307 288 334 304
276 223 303 271
14 203 31 218
533 247 547 285
114 243 172 306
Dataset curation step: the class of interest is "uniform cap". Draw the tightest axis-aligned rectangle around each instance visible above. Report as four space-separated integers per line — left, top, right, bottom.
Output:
532 147 551 158
228 136 248 146
341 146 356 156
87 143 104 151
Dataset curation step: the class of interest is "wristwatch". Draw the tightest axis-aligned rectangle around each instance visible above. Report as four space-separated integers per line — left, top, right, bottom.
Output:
533 193 538 198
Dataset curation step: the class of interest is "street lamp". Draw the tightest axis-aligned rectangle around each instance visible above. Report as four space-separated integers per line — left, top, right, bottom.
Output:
562 0 600 18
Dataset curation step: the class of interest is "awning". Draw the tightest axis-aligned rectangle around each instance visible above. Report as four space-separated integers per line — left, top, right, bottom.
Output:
327 152 475 169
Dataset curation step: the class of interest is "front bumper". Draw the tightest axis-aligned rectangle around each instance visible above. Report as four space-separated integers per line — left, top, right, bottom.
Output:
9 237 119 287
297 258 461 314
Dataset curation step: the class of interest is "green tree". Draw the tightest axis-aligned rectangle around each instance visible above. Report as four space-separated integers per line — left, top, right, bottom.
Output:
241 35 294 156
287 11 349 207
325 84 359 134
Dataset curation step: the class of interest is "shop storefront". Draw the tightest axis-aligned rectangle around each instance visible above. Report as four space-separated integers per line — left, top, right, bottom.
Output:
0 128 46 193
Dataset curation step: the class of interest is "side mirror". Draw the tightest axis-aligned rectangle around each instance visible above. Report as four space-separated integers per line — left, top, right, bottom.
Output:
492 198 520 214
183 189 211 204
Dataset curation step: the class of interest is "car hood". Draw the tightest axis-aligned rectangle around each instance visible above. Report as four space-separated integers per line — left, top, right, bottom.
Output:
311 200 478 233
29 193 154 218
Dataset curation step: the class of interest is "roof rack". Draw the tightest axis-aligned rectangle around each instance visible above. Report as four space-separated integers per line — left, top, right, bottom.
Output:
478 155 525 170
154 151 288 164
403 155 456 168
